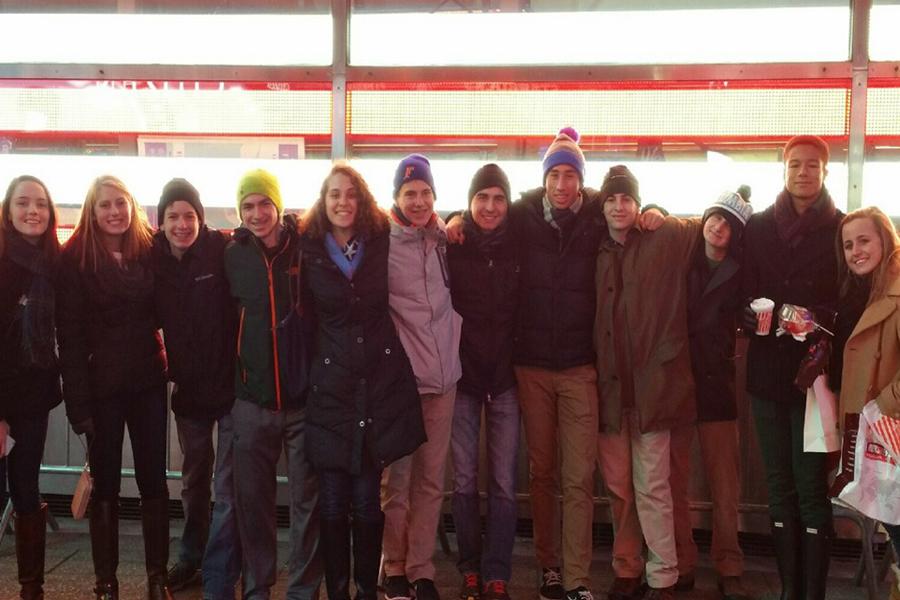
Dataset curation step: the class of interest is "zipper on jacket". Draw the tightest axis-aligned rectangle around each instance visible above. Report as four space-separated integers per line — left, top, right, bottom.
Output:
252 233 290 411
237 306 247 383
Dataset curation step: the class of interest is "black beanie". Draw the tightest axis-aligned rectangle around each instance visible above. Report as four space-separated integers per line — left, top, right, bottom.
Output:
468 163 511 206
599 165 641 205
158 178 203 226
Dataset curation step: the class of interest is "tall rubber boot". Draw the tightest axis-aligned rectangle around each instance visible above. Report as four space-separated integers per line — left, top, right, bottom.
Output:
770 518 802 600
15 503 47 600
90 499 119 600
802 527 831 600
322 518 352 600
352 515 384 600
141 497 174 600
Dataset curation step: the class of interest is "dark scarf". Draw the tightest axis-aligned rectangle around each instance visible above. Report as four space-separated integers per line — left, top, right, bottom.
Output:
95 252 154 301
774 187 836 248
831 275 872 390
6 232 56 368
462 210 508 255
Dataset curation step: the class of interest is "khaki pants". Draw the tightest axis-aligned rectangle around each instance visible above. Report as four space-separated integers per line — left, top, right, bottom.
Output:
516 364 599 590
381 387 456 582
670 421 744 577
597 410 677 589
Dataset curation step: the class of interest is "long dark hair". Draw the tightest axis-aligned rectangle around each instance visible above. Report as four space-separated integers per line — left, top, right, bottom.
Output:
0 174 60 260
302 163 389 240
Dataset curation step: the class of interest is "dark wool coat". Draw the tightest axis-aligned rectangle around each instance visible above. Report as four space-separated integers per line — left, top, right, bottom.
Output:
0 255 61 420
56 247 167 426
742 201 842 404
447 225 520 399
512 187 604 370
301 229 425 474
687 245 743 422
152 227 236 419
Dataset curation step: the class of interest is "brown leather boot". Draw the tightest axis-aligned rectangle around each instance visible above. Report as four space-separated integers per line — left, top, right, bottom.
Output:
15 503 47 600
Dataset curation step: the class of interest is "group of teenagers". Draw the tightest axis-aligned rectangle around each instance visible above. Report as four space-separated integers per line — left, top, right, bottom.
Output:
1 127 900 600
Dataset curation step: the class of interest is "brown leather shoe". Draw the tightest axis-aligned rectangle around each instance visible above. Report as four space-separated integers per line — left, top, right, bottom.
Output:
719 575 751 600
606 577 644 600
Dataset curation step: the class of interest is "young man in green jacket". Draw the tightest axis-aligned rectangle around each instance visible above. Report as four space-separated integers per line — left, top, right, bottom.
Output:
224 169 322 600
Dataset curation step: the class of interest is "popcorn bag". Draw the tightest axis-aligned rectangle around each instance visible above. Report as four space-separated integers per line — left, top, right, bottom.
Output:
832 401 900 525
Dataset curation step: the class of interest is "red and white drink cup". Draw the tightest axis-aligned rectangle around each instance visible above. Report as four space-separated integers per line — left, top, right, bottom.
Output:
751 297 775 336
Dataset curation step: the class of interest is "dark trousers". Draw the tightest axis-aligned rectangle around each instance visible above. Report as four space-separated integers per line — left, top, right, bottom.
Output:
6 413 49 514
751 394 833 531
89 384 169 502
318 463 383 523
174 413 216 567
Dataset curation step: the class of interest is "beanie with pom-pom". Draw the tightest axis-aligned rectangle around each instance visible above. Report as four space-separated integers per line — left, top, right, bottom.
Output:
542 127 585 183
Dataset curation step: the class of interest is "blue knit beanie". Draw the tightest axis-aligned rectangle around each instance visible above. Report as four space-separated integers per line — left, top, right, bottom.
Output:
393 154 436 199
542 127 585 182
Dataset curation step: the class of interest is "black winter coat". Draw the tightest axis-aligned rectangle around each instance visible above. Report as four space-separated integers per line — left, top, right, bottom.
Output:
57 246 167 426
0 255 61 420
512 188 604 369
742 201 842 404
447 225 520 399
152 227 236 419
301 229 425 474
687 246 742 422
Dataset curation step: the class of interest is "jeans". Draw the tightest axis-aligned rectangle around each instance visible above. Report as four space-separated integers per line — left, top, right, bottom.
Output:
450 388 520 583
751 395 832 531
232 399 322 600
174 413 216 568
202 412 242 600
89 384 169 502
5 413 49 514
319 464 383 523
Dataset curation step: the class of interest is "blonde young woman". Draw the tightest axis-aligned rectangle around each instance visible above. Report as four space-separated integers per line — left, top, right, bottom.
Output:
56 176 172 600
834 206 900 600
0 175 62 599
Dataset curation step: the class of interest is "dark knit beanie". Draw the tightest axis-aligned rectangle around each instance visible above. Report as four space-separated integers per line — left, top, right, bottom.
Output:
468 163 511 206
542 127 585 182
393 154 436 199
158 178 203 225
599 165 641 205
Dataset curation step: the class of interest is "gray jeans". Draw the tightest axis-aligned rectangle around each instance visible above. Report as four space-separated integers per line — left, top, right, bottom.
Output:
232 399 322 600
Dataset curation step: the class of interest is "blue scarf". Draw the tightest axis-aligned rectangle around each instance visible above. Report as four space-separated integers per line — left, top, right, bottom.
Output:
325 232 364 280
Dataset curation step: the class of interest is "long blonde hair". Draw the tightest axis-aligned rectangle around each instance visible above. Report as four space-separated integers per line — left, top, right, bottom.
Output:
837 206 900 305
65 175 153 271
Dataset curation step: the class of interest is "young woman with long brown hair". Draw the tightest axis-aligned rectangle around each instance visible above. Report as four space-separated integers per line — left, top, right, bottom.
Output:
0 175 62 599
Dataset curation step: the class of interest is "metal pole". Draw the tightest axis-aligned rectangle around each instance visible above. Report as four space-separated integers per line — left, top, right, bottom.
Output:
331 0 349 160
847 0 871 212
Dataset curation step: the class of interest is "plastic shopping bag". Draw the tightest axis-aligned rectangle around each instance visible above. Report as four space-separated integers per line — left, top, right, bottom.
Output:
833 401 900 525
803 374 840 453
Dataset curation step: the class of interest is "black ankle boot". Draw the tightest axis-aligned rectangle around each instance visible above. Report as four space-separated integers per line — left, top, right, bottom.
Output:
15 503 47 600
322 518 352 600
802 527 831 600
770 517 802 600
90 499 120 599
353 515 385 600
141 497 174 600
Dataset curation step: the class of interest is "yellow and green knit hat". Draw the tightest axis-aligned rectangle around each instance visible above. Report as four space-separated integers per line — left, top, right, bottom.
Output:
236 168 283 215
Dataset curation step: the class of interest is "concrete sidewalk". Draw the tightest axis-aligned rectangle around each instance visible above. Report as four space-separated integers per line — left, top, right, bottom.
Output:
0 515 890 600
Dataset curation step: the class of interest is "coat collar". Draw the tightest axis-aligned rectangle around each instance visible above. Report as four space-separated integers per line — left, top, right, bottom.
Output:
848 274 900 339
702 255 739 297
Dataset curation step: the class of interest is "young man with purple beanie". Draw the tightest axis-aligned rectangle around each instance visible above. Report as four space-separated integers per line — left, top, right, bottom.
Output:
151 178 241 599
669 188 753 600
383 154 463 600
447 164 520 600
